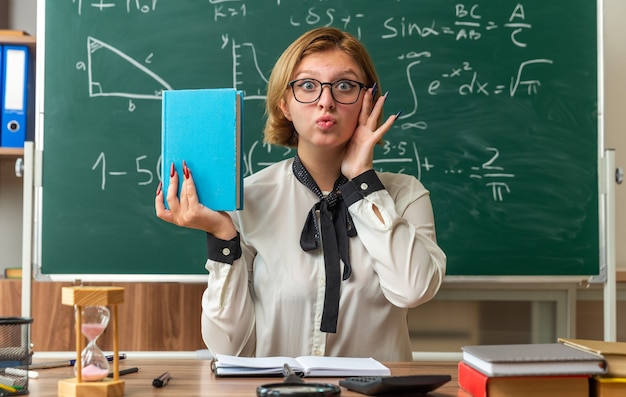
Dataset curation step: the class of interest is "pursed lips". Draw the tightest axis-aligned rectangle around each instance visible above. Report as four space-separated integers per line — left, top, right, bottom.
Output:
316 115 337 130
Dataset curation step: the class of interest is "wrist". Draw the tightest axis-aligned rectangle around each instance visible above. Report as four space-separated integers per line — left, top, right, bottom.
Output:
206 213 237 240
348 168 373 180
213 229 238 240
206 232 241 264
341 169 385 207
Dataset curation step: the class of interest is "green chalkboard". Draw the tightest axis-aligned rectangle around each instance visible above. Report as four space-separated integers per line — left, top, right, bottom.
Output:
38 0 599 278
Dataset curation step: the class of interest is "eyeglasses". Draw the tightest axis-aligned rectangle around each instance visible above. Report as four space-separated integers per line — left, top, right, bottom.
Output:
288 78 367 104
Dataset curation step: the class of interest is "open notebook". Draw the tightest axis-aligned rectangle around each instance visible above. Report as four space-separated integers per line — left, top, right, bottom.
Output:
212 354 391 377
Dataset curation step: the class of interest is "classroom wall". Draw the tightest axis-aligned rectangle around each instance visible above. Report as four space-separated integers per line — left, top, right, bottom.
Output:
0 159 22 270
0 3 8 28
1 0 625 269
5 0 36 35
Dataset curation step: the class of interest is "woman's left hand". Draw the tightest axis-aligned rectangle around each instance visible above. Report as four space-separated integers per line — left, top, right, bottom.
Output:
341 86 398 180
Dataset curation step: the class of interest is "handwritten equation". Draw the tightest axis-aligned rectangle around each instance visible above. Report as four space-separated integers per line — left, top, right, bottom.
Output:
90 143 515 202
382 3 531 47
72 1 532 48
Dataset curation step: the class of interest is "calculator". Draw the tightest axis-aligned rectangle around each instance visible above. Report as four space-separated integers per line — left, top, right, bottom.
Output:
338 374 451 395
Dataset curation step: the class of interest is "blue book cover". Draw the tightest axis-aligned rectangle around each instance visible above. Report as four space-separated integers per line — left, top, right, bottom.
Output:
161 88 244 211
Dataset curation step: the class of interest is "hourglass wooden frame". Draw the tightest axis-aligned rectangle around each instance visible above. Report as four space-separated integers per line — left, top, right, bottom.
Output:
58 286 125 397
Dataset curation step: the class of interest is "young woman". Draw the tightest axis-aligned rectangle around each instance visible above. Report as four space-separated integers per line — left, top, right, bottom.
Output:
155 27 446 361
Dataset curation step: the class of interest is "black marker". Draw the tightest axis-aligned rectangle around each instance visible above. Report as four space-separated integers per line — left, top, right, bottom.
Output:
107 367 139 378
152 371 172 388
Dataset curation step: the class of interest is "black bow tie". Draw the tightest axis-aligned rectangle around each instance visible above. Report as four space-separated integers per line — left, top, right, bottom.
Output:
293 155 357 333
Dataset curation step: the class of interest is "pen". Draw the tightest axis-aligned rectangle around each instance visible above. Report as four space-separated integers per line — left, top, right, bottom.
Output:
152 371 172 388
28 353 127 369
107 367 139 378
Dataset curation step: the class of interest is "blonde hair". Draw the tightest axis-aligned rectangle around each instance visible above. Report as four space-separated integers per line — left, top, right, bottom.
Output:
264 27 381 147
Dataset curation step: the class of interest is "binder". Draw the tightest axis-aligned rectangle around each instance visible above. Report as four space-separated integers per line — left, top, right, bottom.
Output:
1 45 29 148
0 44 3 145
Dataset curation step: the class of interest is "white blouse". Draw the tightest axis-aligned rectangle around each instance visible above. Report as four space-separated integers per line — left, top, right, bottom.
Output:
200 158 446 361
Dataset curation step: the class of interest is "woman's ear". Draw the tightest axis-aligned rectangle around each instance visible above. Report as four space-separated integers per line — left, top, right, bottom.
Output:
279 98 292 121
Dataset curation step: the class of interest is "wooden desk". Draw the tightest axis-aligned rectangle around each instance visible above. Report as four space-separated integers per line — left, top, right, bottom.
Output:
26 359 469 396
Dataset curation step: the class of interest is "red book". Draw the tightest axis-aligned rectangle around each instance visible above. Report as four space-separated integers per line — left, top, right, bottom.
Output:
457 361 589 397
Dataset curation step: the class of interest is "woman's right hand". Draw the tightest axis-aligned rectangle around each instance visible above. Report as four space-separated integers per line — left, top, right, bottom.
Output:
155 161 238 240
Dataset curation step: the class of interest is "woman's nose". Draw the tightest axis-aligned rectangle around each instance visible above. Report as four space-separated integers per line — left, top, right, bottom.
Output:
317 85 336 108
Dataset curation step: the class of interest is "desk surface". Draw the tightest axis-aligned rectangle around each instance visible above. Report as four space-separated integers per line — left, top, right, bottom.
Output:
26 359 469 396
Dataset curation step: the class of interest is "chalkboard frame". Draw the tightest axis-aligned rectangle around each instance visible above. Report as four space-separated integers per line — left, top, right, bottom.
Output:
33 0 603 282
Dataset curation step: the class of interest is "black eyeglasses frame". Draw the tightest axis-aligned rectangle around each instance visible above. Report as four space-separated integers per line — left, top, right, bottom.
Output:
287 78 368 105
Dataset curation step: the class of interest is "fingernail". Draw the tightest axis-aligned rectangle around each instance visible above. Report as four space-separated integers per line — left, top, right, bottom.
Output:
395 110 402 120
384 91 389 99
183 164 190 179
371 82 378 99
170 162 175 177
156 182 162 196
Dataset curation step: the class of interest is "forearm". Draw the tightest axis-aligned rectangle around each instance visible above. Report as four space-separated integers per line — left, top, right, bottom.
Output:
200 267 256 356
343 172 446 307
201 234 256 356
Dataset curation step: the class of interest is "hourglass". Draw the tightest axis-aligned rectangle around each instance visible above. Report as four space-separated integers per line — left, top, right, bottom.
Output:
77 306 110 381
58 286 125 397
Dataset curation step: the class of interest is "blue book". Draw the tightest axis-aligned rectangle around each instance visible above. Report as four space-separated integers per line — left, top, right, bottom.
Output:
161 88 244 211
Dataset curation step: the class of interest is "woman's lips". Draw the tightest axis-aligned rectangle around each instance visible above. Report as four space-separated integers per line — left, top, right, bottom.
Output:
316 115 336 129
